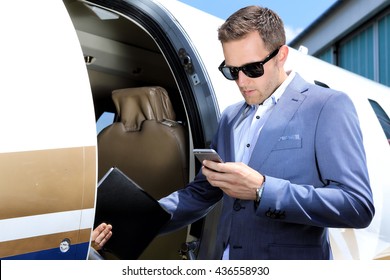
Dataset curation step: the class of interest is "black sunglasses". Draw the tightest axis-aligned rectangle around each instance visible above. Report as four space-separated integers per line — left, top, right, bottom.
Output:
218 46 282 80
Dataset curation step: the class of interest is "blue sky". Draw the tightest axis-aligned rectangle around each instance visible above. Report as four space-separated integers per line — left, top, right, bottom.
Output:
178 0 338 43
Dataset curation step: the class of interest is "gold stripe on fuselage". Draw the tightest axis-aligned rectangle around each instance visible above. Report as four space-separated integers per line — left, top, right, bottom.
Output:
0 228 92 258
0 146 96 220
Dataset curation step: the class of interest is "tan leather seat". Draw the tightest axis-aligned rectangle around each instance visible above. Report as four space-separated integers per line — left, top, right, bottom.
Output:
97 86 188 259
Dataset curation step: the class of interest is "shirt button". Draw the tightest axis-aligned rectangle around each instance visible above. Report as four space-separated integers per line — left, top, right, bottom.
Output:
256 116 260 119
246 144 250 148
233 201 242 211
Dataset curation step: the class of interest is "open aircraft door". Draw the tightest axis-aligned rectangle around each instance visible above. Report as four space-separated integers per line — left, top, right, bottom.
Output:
0 0 97 259
64 0 241 259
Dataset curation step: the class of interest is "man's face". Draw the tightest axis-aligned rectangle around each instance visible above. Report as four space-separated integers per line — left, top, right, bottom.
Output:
222 31 284 105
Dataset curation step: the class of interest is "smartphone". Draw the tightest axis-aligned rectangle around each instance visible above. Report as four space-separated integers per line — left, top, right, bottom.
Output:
193 149 223 163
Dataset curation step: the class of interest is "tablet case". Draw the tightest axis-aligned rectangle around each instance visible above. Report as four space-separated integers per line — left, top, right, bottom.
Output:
93 167 171 259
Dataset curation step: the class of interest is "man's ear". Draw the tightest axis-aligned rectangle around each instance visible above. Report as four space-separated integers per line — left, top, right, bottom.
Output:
278 45 289 65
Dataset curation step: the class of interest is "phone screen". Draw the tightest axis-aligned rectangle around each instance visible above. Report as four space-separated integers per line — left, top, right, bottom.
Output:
193 149 223 163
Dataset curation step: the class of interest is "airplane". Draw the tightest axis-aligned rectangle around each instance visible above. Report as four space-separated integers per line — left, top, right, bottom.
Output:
0 0 389 260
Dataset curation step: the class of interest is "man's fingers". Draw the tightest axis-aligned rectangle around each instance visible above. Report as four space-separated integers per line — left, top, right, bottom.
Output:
100 231 113 246
92 223 112 250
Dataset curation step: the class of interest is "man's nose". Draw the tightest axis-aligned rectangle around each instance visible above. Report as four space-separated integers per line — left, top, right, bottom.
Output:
236 70 249 86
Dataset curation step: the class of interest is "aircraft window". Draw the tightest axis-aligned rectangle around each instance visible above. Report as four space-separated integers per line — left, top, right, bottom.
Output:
96 112 115 134
368 99 390 144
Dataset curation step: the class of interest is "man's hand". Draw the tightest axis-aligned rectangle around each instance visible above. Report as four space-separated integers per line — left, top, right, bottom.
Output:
202 160 264 200
91 223 112 251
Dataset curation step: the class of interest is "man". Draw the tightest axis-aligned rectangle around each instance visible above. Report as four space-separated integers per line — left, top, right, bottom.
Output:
159 6 374 260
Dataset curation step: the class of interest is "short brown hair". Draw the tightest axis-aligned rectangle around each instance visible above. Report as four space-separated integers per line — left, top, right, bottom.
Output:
218 6 286 51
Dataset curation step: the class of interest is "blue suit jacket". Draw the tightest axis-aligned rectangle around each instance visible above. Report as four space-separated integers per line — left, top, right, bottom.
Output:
159 73 375 259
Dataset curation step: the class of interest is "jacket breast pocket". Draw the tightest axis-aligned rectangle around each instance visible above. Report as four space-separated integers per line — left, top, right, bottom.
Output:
272 134 302 151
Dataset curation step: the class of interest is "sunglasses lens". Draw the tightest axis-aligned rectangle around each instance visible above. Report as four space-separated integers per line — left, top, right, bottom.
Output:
221 67 238 80
243 62 264 78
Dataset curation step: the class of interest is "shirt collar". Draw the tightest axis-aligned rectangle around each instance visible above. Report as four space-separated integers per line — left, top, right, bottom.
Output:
272 71 296 103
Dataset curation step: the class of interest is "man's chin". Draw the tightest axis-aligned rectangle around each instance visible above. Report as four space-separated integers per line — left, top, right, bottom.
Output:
244 98 262 105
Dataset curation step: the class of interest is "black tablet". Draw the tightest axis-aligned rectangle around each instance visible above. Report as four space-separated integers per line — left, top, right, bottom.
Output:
94 167 171 259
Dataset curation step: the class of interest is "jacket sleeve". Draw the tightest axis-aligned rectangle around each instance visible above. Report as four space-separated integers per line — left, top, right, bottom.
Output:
257 92 375 228
158 171 223 234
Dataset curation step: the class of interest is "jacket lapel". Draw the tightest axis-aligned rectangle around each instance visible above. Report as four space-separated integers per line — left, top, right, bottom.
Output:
248 74 308 169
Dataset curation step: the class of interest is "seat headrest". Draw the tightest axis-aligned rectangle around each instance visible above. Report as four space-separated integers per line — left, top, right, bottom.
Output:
112 86 176 132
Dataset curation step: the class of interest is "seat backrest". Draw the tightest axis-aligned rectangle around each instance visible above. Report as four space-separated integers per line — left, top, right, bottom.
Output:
97 86 189 260
98 86 188 199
